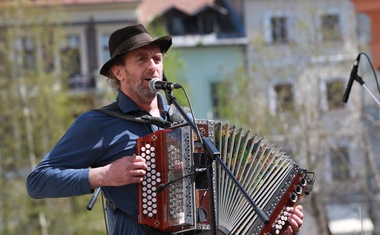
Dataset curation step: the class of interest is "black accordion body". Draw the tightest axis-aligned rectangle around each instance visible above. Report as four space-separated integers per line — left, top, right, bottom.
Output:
137 120 314 235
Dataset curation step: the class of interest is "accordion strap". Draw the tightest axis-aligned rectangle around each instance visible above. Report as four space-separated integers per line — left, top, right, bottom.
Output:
94 102 172 128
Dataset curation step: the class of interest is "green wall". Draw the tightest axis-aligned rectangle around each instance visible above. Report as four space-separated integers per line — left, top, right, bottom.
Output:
177 45 245 119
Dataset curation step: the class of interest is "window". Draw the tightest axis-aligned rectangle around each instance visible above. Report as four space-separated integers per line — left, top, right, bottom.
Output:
210 82 222 118
271 16 288 43
321 14 341 41
210 81 231 118
330 146 350 181
166 12 217 36
15 37 36 70
102 34 111 65
41 33 56 73
274 83 294 112
184 16 199 35
61 34 80 76
0 34 6 73
326 80 344 110
60 34 82 88
167 16 185 36
198 14 215 35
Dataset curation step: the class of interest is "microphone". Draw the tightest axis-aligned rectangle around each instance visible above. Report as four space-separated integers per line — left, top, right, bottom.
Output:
149 78 182 92
342 54 361 103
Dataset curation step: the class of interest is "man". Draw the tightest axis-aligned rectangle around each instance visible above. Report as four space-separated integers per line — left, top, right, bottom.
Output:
26 24 303 235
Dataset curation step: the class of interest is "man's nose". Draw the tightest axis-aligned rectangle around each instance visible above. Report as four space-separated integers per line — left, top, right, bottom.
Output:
147 59 159 71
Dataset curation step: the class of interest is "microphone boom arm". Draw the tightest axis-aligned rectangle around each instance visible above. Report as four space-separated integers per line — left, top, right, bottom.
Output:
355 74 380 106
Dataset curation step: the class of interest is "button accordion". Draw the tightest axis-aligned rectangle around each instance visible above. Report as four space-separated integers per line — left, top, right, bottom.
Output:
137 120 314 235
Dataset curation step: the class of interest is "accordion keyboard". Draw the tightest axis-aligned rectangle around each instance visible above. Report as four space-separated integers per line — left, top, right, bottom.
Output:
137 127 196 233
140 143 160 218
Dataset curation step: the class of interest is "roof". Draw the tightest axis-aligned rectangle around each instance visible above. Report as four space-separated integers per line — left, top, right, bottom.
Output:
59 0 139 4
138 0 218 25
9 0 140 6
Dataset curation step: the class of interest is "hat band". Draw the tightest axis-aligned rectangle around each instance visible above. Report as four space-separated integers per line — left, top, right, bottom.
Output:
111 32 154 58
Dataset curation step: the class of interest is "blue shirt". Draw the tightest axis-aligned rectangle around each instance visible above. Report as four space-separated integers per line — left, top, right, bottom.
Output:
26 91 171 235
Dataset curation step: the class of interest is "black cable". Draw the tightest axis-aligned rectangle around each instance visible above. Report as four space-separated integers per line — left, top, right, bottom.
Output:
357 52 380 94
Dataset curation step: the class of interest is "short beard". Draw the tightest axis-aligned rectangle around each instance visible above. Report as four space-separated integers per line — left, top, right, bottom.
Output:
140 85 157 99
125 69 157 101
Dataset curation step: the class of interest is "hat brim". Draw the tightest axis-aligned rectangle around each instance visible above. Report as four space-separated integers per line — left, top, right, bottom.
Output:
100 35 172 77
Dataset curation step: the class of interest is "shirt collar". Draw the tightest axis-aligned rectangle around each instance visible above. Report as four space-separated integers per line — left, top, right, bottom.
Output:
115 90 170 119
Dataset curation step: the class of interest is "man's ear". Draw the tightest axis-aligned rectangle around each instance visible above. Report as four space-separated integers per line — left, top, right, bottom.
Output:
110 65 123 81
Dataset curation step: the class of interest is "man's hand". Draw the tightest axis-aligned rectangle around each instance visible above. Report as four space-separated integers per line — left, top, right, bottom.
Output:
89 154 147 189
281 205 304 235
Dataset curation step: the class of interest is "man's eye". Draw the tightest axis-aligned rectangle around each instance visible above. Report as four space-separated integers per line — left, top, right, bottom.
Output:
154 56 163 62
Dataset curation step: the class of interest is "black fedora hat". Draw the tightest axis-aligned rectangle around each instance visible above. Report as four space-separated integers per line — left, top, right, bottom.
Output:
100 24 172 76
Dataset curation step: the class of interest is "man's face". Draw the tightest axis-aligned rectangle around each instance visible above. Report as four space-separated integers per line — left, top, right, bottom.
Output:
116 44 163 103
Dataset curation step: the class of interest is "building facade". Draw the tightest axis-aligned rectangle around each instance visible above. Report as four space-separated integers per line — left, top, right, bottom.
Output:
2 0 380 234
243 0 377 234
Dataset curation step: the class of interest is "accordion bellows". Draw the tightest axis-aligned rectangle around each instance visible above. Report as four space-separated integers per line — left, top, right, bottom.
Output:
137 120 314 235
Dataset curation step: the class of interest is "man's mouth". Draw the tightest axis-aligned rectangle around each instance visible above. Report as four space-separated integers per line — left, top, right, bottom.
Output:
145 77 155 82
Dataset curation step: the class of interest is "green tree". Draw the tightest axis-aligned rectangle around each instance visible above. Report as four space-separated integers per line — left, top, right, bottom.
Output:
0 1 105 234
0 2 186 234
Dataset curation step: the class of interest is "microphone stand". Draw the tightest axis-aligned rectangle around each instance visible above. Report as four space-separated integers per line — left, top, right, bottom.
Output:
87 188 101 211
165 89 269 235
354 74 380 107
